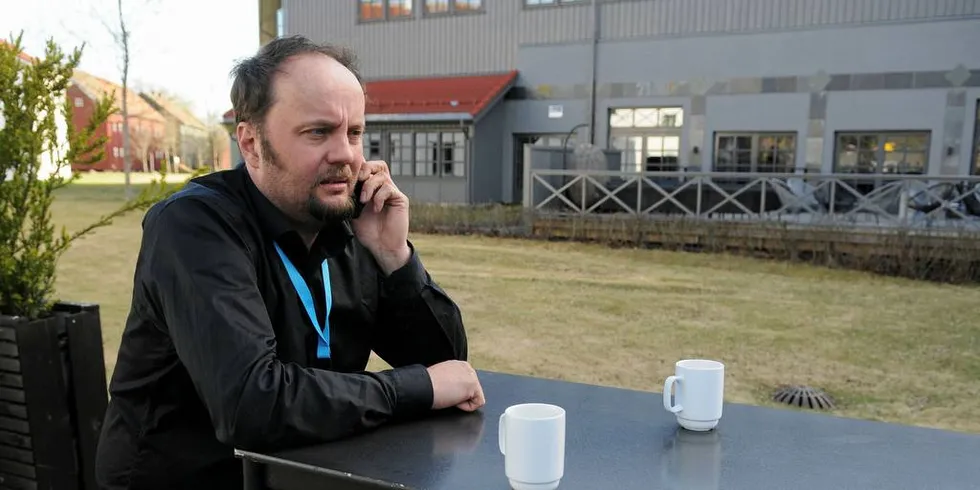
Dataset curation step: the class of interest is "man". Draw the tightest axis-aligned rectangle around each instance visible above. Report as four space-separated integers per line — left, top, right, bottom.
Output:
95 36 485 490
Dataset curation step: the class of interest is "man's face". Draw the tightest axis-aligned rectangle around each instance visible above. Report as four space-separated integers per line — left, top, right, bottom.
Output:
243 53 366 226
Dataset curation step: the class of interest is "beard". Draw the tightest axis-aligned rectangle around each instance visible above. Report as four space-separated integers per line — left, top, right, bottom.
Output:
259 131 357 225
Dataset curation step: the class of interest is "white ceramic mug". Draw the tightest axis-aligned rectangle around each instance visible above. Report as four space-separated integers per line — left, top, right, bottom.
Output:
498 403 565 490
663 359 725 431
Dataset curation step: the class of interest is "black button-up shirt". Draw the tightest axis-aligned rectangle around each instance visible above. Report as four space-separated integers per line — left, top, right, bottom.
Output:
95 163 468 490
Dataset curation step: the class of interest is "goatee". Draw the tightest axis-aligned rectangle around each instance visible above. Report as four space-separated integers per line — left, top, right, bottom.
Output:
307 193 356 223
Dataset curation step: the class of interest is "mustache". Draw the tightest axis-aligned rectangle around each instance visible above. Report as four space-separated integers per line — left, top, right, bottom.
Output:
314 167 354 185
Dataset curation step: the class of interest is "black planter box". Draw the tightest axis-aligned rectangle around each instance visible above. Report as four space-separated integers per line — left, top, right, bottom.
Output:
0 302 108 490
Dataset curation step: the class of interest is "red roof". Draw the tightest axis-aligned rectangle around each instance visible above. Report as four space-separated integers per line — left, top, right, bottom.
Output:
365 71 518 118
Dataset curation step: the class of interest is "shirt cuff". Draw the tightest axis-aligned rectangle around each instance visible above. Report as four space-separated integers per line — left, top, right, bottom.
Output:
385 364 433 419
381 241 427 300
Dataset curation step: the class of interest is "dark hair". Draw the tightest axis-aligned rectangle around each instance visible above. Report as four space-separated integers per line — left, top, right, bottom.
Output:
229 35 362 126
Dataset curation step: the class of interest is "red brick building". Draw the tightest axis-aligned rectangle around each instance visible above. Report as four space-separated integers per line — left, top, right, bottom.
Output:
69 71 168 172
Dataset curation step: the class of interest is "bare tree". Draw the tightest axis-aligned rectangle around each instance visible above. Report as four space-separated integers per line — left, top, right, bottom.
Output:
81 0 160 197
128 120 162 173
116 0 132 197
208 125 229 171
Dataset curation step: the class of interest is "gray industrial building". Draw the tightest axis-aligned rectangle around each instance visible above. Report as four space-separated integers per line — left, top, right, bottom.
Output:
263 0 980 206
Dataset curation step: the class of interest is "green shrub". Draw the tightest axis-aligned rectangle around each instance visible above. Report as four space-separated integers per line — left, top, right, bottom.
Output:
0 34 187 319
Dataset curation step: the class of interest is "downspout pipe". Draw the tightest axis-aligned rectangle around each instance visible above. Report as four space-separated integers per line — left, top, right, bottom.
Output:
588 0 600 145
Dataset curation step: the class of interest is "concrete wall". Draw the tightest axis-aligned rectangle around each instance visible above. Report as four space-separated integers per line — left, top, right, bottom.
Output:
472 103 508 203
393 177 468 204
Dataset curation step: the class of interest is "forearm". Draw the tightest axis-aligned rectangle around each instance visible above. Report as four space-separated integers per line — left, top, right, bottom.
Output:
373 245 468 367
226 359 432 450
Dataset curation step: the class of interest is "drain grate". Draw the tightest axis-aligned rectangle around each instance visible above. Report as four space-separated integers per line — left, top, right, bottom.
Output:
772 385 835 410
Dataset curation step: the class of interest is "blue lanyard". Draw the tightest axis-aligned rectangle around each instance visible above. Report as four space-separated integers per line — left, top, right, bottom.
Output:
273 243 332 359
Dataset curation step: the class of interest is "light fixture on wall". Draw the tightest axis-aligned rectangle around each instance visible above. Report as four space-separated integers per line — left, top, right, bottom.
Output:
946 145 957 157
692 146 700 155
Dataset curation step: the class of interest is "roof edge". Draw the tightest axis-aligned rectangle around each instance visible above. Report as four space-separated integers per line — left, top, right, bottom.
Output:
471 70 519 123
366 112 473 123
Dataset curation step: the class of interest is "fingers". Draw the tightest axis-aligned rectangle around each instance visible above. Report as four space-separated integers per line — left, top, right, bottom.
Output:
358 159 389 181
456 379 486 412
356 160 398 211
357 172 385 204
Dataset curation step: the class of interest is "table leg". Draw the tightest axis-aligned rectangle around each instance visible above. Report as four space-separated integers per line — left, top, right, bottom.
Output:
242 459 267 490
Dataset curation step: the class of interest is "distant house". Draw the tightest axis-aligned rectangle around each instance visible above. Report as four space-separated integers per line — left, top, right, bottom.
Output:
0 41 72 181
140 92 210 170
68 70 168 172
222 108 242 167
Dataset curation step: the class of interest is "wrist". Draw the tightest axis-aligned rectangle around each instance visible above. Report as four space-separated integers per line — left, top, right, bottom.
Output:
376 244 412 276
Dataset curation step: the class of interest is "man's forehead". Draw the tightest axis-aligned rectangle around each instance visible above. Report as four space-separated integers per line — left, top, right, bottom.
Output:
273 54 364 107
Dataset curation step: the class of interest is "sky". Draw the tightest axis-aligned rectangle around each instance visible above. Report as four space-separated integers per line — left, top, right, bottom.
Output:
1 0 259 122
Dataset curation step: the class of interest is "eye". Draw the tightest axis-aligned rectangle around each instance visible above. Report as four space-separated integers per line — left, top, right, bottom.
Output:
308 127 328 137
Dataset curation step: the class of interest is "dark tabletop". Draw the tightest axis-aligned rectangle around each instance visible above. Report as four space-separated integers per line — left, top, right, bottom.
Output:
236 370 980 490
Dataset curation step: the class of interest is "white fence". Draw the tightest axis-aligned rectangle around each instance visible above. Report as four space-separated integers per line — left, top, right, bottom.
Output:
522 169 980 233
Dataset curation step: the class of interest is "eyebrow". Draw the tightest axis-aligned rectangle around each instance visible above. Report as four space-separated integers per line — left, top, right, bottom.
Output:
298 119 340 129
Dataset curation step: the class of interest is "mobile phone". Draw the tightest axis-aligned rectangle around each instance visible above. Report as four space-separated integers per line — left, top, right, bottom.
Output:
352 179 366 219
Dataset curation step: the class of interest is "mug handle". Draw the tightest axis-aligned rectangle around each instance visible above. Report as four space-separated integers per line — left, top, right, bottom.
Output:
663 375 683 413
498 413 507 455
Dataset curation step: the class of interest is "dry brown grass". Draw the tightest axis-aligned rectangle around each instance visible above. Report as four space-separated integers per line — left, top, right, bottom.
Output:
51 179 980 435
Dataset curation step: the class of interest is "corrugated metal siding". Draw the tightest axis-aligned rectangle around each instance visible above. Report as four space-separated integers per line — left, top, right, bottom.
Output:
284 0 980 79
286 0 592 79
601 0 980 39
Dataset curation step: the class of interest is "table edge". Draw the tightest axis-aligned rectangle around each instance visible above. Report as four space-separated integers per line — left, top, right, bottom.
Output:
234 449 408 489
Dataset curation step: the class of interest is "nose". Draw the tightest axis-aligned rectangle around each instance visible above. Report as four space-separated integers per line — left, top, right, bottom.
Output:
326 131 355 166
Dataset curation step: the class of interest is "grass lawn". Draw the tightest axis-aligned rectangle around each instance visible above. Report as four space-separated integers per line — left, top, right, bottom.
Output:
49 176 980 434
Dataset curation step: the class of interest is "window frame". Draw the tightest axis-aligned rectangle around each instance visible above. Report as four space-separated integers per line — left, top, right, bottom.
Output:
362 128 468 179
358 0 415 22
712 132 797 174
833 130 931 176
608 106 685 173
608 107 685 130
424 0 484 16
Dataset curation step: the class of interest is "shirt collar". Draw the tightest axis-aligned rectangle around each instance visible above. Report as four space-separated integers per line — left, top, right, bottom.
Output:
238 162 354 255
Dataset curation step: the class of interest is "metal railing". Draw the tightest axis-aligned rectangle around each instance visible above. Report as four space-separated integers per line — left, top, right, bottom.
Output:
522 169 980 232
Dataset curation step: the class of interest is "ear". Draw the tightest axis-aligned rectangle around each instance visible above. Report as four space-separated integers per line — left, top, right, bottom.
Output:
237 121 261 169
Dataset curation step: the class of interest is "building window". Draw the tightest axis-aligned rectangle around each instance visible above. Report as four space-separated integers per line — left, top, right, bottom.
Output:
714 133 796 173
426 0 449 13
74 97 84 107
444 132 466 177
388 132 414 176
415 132 439 176
610 107 683 129
376 129 467 178
363 131 382 161
388 0 413 18
413 131 465 177
834 131 929 175
610 136 680 172
426 0 481 14
455 0 482 11
609 107 684 172
359 0 385 21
